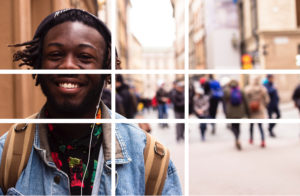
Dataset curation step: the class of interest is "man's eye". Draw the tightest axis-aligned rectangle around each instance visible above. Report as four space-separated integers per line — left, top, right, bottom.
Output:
79 53 93 60
48 52 63 59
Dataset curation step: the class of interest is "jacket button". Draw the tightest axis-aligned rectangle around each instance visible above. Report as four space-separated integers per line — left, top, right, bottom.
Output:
54 175 60 184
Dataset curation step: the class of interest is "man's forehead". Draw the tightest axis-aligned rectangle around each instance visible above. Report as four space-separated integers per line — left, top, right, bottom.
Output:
44 21 105 45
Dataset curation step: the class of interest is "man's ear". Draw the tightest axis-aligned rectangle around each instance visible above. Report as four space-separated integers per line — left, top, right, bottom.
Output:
104 75 111 85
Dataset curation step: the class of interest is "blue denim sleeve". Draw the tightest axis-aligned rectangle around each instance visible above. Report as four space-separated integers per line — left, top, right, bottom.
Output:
0 132 8 195
162 160 183 195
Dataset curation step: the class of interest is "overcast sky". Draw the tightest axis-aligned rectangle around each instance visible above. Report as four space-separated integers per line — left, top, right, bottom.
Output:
129 0 175 48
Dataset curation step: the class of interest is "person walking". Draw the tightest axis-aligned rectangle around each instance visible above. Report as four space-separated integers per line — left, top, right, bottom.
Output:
208 75 223 134
264 74 280 137
245 76 270 148
156 80 169 128
116 74 138 119
292 84 300 112
223 80 249 150
193 87 210 141
170 81 185 142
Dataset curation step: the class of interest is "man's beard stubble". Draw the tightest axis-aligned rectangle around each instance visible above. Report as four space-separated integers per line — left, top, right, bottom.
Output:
39 75 104 117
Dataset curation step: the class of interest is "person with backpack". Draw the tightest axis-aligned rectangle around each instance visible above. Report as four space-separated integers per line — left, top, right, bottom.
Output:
0 9 182 195
208 75 223 135
193 87 210 141
245 76 270 148
264 74 280 137
223 80 249 150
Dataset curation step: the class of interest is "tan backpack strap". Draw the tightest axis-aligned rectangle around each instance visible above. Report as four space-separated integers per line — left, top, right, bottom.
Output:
144 132 170 195
0 113 37 194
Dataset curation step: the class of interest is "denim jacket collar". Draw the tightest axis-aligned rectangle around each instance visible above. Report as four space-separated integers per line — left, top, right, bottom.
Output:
34 102 132 167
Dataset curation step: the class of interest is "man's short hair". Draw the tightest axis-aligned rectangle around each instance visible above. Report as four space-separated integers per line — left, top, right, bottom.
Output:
10 9 120 85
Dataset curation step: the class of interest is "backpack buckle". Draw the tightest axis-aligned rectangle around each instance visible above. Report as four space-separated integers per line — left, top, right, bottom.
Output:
14 123 28 132
154 142 165 158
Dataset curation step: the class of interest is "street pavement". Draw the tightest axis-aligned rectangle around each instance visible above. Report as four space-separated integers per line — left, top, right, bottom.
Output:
141 102 300 195
189 123 300 195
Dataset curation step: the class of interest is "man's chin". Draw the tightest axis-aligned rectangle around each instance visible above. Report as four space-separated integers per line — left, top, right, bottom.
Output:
48 101 94 118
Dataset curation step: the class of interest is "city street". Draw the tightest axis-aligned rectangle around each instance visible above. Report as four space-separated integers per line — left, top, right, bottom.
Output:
189 123 300 195
142 102 300 195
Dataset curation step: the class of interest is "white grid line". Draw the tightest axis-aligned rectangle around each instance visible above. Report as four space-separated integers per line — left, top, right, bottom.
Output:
111 0 116 195
184 0 189 195
1 69 300 74
0 119 300 124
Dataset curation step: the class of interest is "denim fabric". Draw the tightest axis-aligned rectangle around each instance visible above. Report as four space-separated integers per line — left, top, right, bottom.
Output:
158 104 168 119
0 113 182 195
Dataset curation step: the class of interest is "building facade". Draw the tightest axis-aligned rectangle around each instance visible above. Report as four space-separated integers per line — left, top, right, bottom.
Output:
117 0 131 69
239 0 300 69
239 0 300 101
140 47 176 98
188 0 240 70
125 34 143 95
189 0 206 69
205 0 241 69
171 0 185 69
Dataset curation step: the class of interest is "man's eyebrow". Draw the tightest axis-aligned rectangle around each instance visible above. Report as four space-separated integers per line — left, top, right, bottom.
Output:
47 42 64 47
78 43 97 51
46 43 97 51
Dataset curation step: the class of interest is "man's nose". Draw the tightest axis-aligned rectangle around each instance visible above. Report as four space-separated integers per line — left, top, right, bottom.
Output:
59 55 80 69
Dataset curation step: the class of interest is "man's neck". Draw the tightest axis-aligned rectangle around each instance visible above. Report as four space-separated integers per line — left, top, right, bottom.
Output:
51 124 93 142
44 102 99 141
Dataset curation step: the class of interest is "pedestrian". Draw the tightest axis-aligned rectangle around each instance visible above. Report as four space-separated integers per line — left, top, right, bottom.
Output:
156 80 169 128
264 74 280 137
199 76 210 95
292 84 300 112
170 81 185 142
245 75 270 148
101 87 125 116
116 74 138 119
1 9 182 195
189 82 195 115
223 80 249 150
193 87 210 141
208 75 223 135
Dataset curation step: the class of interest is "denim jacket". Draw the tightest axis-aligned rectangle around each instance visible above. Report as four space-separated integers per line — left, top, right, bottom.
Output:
0 103 182 195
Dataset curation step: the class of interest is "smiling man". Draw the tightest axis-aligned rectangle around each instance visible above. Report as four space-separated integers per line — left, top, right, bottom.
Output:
0 9 182 195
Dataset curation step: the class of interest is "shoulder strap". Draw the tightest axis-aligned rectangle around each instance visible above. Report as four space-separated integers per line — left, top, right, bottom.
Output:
0 113 37 194
144 132 170 195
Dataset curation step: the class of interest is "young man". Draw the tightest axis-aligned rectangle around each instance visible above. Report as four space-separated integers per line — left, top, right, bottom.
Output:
0 9 182 195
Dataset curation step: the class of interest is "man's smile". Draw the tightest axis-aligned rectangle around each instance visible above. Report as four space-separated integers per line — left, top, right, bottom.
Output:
52 77 87 94
58 82 79 89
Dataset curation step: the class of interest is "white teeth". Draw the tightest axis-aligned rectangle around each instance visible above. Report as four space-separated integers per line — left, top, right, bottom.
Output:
59 83 79 89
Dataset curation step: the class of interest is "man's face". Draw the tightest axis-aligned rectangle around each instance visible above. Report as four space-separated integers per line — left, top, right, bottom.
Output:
39 21 106 115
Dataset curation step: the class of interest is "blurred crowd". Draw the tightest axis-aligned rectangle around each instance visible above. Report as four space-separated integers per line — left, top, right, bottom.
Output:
101 75 185 141
190 74 300 150
101 74 300 147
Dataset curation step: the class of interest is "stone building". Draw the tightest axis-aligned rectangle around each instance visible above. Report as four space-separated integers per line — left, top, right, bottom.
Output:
117 0 131 69
126 34 144 95
238 0 300 101
171 0 185 69
141 47 176 98
189 0 206 69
